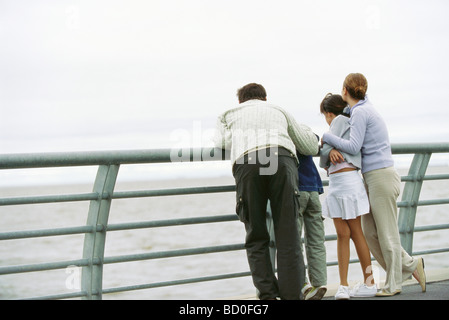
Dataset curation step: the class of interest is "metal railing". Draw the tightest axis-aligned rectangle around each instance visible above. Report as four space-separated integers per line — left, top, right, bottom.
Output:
0 143 448 299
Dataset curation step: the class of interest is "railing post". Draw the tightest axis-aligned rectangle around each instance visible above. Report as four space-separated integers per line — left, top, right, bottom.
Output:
81 164 120 300
398 153 431 255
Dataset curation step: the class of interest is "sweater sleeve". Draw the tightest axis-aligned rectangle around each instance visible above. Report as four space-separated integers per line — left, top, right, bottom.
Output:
319 116 348 168
284 111 319 156
322 109 367 155
212 115 232 150
319 143 332 168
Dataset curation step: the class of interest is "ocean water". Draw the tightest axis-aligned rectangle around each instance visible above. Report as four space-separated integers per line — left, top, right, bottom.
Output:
0 166 448 300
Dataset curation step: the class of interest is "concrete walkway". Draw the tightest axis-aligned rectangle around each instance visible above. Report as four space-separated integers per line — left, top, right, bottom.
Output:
231 268 449 300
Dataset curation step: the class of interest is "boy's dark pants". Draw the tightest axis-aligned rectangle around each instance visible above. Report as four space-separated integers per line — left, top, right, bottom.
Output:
233 147 305 300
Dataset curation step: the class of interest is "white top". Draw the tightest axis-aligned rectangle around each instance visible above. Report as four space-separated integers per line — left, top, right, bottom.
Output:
328 161 357 175
213 99 319 164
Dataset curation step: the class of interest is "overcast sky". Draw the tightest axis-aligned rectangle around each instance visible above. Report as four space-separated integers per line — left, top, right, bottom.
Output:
1 0 449 154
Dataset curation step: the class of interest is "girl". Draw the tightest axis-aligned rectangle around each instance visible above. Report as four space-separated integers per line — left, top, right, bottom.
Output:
319 93 376 299
321 73 425 297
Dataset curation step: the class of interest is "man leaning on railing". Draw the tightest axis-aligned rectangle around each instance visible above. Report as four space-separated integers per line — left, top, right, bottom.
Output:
212 83 318 300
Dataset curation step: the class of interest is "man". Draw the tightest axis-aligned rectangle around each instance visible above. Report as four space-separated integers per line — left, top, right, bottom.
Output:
213 83 318 300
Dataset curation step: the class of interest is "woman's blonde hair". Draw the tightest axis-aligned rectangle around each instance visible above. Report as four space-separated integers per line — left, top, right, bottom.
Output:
344 73 368 100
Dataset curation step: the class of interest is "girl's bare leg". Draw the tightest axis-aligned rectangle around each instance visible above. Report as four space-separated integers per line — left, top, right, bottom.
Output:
347 216 375 286
333 218 351 286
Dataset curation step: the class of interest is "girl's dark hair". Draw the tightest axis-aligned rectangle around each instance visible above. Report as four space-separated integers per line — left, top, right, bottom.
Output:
237 83 267 103
320 93 349 117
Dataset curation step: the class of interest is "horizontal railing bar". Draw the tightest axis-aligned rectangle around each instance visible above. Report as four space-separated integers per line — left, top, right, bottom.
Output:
0 258 96 275
0 192 99 206
414 224 449 232
0 143 448 169
102 271 253 295
1 246 246 276
412 247 449 256
397 198 449 208
1 219 444 250
23 291 88 300
0 186 236 207
7 215 433 243
106 215 239 232
111 185 236 199
0 225 102 241
326 258 360 267
1 175 446 208
2 189 447 209
0 216 238 241
104 243 245 265
326 247 449 268
0 148 229 169
401 174 449 182
1 172 446 208
390 142 449 154
417 199 449 206
397 201 409 208
422 174 449 180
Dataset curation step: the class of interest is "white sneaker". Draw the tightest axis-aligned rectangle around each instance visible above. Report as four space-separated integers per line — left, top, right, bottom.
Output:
301 283 312 300
335 285 350 300
350 283 377 297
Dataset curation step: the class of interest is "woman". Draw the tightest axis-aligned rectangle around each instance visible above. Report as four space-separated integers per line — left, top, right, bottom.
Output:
320 93 376 299
321 73 426 296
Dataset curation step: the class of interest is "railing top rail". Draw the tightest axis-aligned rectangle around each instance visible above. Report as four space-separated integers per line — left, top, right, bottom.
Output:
0 142 448 169
391 142 449 154
0 148 229 169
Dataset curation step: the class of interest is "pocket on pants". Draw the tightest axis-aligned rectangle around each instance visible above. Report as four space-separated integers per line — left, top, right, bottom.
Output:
294 188 301 219
235 194 249 223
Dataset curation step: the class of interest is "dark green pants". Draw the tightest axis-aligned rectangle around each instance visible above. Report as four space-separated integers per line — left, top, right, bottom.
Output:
298 191 327 287
233 147 305 300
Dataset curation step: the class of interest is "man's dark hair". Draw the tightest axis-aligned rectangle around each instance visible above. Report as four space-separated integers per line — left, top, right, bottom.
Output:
237 83 267 103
